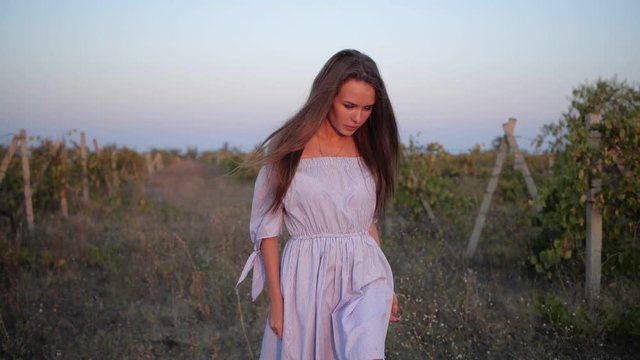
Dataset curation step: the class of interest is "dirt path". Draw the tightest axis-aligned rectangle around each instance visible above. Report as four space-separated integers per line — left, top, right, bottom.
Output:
146 158 208 206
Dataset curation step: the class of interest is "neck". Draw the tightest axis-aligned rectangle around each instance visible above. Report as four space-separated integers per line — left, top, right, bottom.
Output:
317 119 346 143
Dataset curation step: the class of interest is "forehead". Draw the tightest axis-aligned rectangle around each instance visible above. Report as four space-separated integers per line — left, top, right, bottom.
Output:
336 79 375 104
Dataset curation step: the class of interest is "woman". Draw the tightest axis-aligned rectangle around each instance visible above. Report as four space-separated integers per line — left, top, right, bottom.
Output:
237 49 400 359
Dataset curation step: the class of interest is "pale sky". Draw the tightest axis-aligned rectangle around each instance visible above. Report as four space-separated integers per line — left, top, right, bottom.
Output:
1 0 639 153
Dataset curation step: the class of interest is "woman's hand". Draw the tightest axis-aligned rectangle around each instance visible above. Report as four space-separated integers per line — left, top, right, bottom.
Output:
389 292 400 323
269 295 284 339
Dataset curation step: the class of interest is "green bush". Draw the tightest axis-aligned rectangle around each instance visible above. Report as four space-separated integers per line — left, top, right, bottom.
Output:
531 78 640 278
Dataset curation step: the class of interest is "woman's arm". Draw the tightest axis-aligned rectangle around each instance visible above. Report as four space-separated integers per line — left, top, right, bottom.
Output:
260 236 284 338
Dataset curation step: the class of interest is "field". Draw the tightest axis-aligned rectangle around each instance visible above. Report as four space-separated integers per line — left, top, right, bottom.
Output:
1 153 637 359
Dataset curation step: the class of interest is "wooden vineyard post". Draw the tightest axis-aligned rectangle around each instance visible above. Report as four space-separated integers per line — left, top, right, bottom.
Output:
80 132 89 203
146 152 165 174
466 136 508 258
60 144 69 218
504 118 541 212
19 129 35 232
0 136 19 185
146 153 154 175
466 118 540 258
153 153 164 171
585 113 603 302
111 150 119 191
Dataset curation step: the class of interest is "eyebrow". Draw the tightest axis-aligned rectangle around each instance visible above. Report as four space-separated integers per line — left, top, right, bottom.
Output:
344 100 375 107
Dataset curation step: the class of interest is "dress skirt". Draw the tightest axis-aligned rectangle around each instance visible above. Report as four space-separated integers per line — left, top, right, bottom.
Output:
237 157 394 359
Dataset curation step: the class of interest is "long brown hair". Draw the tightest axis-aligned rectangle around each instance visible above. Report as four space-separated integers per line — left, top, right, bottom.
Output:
248 49 400 219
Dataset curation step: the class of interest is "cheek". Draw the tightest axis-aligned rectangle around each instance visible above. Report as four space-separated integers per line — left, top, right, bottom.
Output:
331 105 348 122
329 102 341 117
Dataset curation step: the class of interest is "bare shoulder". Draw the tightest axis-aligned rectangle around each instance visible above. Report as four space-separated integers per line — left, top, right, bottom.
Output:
300 137 321 159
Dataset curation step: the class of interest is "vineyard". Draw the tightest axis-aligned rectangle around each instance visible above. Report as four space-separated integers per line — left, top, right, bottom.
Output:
0 130 169 232
0 79 638 358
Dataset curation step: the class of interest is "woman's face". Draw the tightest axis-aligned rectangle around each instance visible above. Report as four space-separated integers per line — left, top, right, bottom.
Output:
327 78 376 136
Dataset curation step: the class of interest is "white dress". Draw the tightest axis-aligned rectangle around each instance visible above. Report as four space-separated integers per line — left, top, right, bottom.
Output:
237 157 394 359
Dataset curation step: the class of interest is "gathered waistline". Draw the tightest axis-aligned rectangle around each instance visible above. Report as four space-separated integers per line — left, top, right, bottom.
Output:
289 231 370 241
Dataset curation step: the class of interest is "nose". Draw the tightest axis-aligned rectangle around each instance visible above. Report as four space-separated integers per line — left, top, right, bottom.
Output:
352 109 364 123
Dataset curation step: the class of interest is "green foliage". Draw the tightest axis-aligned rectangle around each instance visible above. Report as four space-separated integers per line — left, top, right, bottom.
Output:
534 291 640 342
395 137 547 229
0 152 23 230
396 138 473 221
531 78 640 278
0 134 160 234
534 292 591 338
16 247 56 270
605 306 640 339
199 146 258 180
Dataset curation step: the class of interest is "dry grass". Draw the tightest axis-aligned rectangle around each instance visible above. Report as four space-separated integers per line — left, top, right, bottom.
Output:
0 159 637 359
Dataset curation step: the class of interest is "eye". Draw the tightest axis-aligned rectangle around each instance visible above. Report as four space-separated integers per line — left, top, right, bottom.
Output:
364 106 373 111
343 103 355 109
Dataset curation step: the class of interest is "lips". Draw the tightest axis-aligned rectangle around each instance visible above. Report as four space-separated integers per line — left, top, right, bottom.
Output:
345 125 358 132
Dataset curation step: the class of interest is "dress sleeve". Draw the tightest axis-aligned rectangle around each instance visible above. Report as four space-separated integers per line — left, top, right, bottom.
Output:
236 165 284 301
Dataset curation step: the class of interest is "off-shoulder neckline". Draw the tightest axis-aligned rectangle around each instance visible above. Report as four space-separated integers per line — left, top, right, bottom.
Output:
297 156 363 167
299 156 361 161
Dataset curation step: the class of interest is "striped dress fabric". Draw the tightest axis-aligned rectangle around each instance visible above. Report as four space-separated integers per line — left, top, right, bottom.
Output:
237 156 394 360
